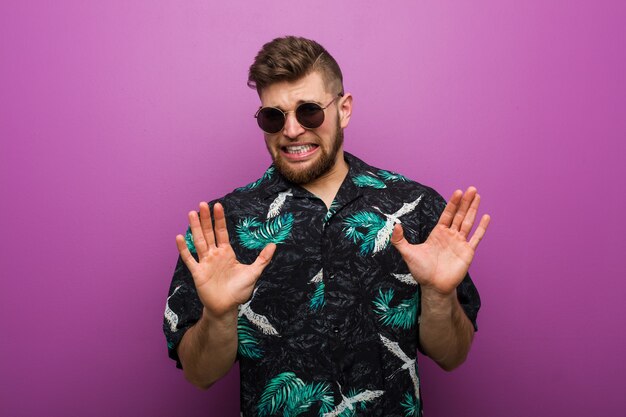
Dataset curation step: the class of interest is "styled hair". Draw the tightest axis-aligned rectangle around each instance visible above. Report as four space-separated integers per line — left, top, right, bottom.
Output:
248 36 344 95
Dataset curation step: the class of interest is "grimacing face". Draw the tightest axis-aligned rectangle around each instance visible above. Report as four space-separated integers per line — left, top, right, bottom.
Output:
259 71 348 186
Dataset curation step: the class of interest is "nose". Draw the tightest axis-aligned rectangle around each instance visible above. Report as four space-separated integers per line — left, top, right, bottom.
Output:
282 111 306 139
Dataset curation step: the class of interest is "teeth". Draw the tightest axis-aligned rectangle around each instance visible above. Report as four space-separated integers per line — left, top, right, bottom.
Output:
285 145 315 154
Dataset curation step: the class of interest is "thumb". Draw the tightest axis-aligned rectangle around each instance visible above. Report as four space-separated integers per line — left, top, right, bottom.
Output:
251 243 277 273
390 224 412 257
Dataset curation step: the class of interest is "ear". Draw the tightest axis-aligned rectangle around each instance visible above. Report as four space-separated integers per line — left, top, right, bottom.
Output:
338 93 353 129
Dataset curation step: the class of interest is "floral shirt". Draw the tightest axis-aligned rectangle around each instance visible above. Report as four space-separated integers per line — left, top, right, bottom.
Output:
163 152 480 417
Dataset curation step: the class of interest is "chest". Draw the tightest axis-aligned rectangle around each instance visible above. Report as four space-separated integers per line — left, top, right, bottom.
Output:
230 194 422 331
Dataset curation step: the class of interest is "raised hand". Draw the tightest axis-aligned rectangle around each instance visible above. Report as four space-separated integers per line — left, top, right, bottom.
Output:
175 202 276 318
391 187 490 296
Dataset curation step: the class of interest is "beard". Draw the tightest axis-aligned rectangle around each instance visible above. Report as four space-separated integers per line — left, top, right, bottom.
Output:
270 119 344 185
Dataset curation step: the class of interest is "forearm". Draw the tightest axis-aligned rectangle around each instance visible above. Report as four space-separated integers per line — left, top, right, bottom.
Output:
419 287 474 371
177 307 238 389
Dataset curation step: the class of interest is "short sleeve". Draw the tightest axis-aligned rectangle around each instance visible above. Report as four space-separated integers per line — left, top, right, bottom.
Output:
420 189 481 331
162 252 203 369
456 272 481 331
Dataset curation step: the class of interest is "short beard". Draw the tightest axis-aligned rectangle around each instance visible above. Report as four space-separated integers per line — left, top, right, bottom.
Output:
271 120 344 185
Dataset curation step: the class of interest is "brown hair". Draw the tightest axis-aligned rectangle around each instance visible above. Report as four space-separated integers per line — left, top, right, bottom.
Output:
248 36 344 95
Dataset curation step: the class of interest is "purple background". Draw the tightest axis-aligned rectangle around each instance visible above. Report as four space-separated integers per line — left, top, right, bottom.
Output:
1 1 624 416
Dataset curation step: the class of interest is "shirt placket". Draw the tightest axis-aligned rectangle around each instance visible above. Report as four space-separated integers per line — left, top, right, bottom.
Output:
319 193 363 389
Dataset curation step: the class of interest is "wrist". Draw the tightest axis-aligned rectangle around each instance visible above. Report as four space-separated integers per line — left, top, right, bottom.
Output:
201 306 238 326
421 285 456 302
420 286 458 317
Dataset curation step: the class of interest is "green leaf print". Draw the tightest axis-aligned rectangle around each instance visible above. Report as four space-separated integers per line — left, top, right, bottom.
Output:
309 280 326 312
184 226 196 254
257 372 306 417
237 316 263 359
236 213 294 250
400 391 420 417
352 174 387 189
323 200 341 224
377 169 409 182
282 381 333 417
372 288 418 329
342 211 386 256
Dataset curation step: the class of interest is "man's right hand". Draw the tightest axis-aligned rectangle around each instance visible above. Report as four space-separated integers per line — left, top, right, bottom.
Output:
175 202 276 318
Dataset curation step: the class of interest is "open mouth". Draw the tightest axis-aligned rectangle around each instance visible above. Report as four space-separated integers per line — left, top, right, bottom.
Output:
282 144 319 155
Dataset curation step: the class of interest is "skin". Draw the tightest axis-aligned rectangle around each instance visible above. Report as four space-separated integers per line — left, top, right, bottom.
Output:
391 187 490 370
259 71 353 207
175 70 490 389
175 203 275 388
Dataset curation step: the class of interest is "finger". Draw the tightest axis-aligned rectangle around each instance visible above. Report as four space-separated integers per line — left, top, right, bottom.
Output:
437 189 463 227
390 224 413 258
459 193 480 238
469 214 491 250
175 234 198 273
198 202 216 248
213 203 231 247
251 243 277 274
451 187 477 231
188 210 208 256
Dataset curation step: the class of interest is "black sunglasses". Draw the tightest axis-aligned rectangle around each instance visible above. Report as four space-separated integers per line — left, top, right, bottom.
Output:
254 93 343 134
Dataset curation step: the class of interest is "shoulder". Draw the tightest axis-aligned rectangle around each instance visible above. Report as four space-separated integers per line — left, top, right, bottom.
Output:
346 153 448 243
231 165 277 194
347 152 444 204
209 165 279 219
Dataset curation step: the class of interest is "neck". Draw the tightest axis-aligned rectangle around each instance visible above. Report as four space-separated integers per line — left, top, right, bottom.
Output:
301 150 349 209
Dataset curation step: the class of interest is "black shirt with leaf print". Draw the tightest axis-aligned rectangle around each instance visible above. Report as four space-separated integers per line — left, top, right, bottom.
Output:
164 152 480 417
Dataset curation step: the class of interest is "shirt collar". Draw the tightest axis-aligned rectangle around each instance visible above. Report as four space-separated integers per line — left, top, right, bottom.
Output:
260 152 372 204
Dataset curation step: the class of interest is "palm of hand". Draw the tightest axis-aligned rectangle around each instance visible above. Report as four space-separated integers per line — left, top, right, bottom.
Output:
192 245 259 316
404 224 476 295
391 187 490 296
176 202 276 318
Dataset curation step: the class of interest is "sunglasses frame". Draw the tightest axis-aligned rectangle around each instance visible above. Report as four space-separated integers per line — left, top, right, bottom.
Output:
254 93 344 134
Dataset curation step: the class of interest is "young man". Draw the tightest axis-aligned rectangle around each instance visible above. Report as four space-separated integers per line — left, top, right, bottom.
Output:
164 36 490 417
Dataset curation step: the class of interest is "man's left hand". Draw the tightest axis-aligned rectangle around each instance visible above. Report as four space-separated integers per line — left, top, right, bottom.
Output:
391 187 490 296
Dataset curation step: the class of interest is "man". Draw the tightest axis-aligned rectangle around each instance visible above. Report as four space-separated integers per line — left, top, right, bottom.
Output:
164 36 490 417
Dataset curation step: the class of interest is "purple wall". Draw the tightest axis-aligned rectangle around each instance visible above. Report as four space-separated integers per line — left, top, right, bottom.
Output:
1 1 624 416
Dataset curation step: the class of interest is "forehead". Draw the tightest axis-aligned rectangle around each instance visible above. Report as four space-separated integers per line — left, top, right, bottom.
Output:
259 71 330 108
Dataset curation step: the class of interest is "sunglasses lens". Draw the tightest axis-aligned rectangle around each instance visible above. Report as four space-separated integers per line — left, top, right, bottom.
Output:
256 101 329 133
257 108 285 133
296 103 325 129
